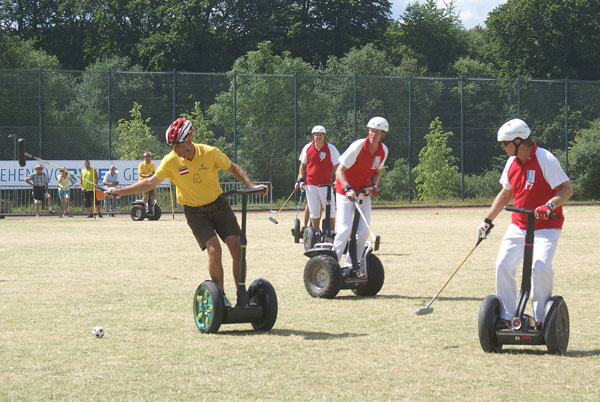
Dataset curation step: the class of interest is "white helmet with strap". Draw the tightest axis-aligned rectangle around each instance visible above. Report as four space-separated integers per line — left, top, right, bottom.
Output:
497 118 530 142
311 125 326 134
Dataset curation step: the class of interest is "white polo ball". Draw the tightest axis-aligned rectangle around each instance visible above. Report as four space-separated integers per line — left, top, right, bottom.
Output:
92 326 104 338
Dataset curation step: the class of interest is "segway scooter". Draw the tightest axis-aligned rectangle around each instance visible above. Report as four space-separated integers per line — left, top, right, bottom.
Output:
478 206 569 355
130 199 162 221
303 184 335 252
193 187 278 334
303 189 383 298
291 188 304 243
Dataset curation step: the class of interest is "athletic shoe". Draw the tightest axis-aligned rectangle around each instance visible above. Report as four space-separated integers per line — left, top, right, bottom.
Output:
59 215 64 218
49 209 56 214
98 213 103 218
222 295 232 309
86 215 93 218
495 318 511 330
35 215 39 218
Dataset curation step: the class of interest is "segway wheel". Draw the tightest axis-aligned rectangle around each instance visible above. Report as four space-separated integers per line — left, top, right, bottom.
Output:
148 204 162 221
293 218 301 243
303 225 316 252
193 281 224 334
352 253 385 296
478 295 503 353
130 204 146 221
304 255 341 298
248 278 278 331
544 296 569 355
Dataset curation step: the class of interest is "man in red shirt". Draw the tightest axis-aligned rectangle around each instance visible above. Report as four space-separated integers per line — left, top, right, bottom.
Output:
296 125 340 236
477 118 573 328
333 117 389 266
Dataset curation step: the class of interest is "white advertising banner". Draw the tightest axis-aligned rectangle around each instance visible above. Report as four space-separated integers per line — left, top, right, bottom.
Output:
0 160 163 187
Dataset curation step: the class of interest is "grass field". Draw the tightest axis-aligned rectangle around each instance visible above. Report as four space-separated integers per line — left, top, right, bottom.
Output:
1 206 599 400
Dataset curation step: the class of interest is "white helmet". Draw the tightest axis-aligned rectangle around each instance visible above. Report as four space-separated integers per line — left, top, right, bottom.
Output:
367 116 389 132
311 125 326 134
497 118 530 142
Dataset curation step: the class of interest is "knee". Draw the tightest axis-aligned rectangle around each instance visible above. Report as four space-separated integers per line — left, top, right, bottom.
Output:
205 239 222 258
533 260 553 277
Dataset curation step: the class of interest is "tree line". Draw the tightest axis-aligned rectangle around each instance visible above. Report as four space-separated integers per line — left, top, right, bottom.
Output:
1 0 600 200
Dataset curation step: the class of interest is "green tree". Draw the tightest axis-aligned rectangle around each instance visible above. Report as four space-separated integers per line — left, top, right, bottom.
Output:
115 102 167 159
486 0 600 79
568 119 600 199
208 42 322 197
390 0 468 74
412 117 459 200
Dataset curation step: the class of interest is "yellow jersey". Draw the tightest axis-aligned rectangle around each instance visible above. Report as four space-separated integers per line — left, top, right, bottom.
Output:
154 143 232 207
138 161 155 180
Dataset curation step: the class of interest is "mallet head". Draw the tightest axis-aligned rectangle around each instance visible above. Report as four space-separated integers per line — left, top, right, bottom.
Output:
268 216 279 224
18 138 26 167
415 306 434 316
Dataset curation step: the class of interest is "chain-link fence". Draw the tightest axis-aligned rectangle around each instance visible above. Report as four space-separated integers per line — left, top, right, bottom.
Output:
2 69 599 200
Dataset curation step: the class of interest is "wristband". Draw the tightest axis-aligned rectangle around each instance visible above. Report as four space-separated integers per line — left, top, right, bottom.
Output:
344 184 352 191
545 201 556 211
297 178 304 183
484 218 493 225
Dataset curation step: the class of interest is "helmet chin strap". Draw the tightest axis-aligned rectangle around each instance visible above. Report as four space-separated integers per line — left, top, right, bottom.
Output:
512 139 523 157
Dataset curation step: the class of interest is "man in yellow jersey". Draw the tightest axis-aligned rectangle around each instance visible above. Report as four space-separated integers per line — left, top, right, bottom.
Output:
106 118 266 307
138 151 156 212
80 160 102 218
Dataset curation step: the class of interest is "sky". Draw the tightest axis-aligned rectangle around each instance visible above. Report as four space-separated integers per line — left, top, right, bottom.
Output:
390 0 507 29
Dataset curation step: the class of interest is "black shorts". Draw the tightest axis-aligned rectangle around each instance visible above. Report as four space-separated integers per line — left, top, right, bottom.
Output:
32 186 46 201
184 196 241 250
83 190 102 207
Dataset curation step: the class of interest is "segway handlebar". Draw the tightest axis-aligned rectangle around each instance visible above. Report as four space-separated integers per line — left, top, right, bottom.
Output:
222 186 267 197
504 205 557 219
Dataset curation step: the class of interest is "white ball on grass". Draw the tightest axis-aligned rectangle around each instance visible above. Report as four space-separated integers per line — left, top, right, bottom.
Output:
92 326 104 338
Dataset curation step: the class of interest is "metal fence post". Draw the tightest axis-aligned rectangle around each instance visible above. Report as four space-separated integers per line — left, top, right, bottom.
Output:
107 69 112 159
564 77 569 175
408 75 412 203
38 67 43 158
460 77 464 200
233 71 237 164
294 73 298 181
172 69 177 122
353 73 357 141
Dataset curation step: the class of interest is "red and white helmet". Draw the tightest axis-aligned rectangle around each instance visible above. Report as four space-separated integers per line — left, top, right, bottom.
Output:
165 118 193 144
143 151 151 157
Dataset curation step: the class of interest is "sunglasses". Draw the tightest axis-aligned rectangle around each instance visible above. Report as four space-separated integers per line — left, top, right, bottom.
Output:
501 141 512 146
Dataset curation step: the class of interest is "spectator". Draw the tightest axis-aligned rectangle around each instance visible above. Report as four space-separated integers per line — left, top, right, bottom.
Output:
80 160 102 218
24 163 55 217
57 167 75 217
102 165 119 216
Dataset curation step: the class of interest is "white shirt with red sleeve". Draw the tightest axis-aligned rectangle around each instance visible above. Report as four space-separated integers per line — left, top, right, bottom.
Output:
500 143 569 230
299 141 340 185
334 138 388 195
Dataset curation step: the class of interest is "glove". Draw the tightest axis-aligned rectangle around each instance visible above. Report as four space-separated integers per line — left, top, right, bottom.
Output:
535 203 553 220
477 218 493 240
295 178 305 190
369 185 378 197
344 185 356 201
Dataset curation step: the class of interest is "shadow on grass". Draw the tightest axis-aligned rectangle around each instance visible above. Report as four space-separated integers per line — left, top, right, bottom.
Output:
334 294 483 302
218 328 366 340
497 348 600 357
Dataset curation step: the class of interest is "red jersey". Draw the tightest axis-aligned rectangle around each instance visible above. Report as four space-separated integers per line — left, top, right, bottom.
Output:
335 138 388 194
500 143 569 230
299 141 340 185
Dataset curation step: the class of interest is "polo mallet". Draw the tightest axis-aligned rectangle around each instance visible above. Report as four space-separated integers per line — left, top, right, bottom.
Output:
415 224 493 316
268 187 296 224
169 178 175 220
352 198 381 251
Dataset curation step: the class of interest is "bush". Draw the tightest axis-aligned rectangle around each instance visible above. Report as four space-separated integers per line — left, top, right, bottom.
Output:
378 158 412 201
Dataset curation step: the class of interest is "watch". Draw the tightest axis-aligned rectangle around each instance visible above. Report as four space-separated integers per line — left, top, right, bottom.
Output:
545 200 556 211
